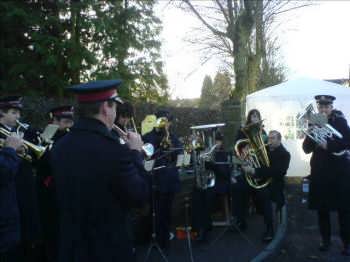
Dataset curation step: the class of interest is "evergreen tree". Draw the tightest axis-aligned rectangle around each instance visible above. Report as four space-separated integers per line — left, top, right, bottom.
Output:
0 0 168 103
212 71 232 109
199 75 214 109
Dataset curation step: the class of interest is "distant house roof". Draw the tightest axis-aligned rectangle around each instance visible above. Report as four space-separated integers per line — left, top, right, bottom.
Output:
325 78 350 86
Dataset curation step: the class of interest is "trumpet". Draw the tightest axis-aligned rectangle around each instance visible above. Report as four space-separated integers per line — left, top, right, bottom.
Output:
154 117 171 149
16 119 29 130
0 127 47 161
112 124 154 158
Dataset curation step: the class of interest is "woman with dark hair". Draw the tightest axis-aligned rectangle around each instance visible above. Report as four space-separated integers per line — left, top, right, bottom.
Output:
235 109 267 143
231 108 270 239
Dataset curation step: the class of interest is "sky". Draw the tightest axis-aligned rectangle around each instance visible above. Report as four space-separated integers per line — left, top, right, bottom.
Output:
155 1 350 99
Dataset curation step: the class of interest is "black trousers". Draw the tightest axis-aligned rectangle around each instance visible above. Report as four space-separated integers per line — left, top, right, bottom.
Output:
0 246 19 262
154 192 175 249
317 209 350 245
231 176 273 228
191 188 215 232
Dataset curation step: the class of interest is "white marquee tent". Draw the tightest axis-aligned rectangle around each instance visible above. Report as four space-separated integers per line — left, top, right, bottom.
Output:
246 77 350 177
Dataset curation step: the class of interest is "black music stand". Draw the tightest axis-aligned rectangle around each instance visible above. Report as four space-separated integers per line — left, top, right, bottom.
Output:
209 156 256 248
143 164 168 262
177 153 194 262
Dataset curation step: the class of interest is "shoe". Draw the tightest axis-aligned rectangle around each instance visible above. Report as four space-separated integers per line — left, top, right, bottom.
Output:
341 244 350 256
262 226 274 243
319 241 331 252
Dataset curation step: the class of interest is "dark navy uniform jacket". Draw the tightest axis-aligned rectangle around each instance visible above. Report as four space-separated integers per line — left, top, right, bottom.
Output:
303 110 350 211
0 124 41 246
255 144 291 208
142 129 182 193
50 117 149 262
36 129 69 260
0 147 20 252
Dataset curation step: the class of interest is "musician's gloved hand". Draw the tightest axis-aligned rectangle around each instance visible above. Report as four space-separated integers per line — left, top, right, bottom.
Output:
4 133 24 151
126 131 143 152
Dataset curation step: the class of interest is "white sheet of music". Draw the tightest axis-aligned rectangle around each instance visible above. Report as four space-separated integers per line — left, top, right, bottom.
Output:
144 160 155 172
176 153 191 167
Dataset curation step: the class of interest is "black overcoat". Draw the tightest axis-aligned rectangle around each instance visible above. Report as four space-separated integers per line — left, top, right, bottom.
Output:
255 145 291 208
50 117 149 262
302 110 350 211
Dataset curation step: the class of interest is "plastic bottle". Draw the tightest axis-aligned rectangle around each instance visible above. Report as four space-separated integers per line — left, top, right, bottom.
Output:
301 177 309 204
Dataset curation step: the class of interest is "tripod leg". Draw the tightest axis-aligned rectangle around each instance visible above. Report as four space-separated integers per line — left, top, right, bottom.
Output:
184 197 195 262
144 172 169 262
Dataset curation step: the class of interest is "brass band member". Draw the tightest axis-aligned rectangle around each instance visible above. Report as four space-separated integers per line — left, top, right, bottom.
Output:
232 109 268 232
0 96 42 261
49 105 74 140
239 130 290 241
302 95 350 256
0 134 24 262
142 110 182 250
192 132 231 242
112 101 134 145
49 80 149 262
37 105 74 262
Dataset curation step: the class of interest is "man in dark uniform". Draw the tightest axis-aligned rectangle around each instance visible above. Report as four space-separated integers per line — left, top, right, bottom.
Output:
49 80 149 262
302 95 350 256
37 105 74 262
235 130 290 242
112 101 134 145
49 105 74 141
142 110 182 250
0 96 43 262
191 132 231 241
0 134 24 262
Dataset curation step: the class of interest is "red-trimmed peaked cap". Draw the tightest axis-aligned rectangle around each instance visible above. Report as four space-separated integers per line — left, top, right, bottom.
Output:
49 105 74 119
68 80 123 104
0 96 23 110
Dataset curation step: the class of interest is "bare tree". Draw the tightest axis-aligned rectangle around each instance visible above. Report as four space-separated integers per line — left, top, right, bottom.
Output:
176 0 312 99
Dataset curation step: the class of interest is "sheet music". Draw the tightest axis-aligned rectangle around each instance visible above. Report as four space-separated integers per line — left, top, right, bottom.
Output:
176 153 191 167
40 124 59 143
144 160 155 172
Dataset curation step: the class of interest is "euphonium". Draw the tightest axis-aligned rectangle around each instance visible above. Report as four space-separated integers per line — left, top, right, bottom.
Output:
234 121 271 189
0 127 47 161
297 103 343 147
195 144 217 189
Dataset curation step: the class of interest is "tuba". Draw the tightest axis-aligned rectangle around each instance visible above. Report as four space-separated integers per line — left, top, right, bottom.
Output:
297 103 345 155
234 121 271 189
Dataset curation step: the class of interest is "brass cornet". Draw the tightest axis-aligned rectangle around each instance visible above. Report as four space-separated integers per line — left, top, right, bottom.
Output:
112 124 154 158
0 127 47 161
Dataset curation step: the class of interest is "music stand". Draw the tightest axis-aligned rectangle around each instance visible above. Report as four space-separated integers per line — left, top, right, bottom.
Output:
143 163 168 262
176 153 194 262
209 156 256 248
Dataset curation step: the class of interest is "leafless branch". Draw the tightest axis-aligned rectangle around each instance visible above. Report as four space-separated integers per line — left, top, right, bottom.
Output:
215 0 230 24
182 0 227 37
